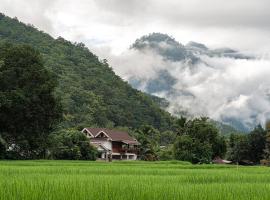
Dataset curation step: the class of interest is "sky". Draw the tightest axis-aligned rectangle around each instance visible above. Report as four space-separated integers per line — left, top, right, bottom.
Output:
1 0 270 55
1 0 270 128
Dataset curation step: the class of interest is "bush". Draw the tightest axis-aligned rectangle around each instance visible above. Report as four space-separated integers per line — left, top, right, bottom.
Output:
48 129 97 160
158 145 174 161
260 159 270 166
173 135 213 164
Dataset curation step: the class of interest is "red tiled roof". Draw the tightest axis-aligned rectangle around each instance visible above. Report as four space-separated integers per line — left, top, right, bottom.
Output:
85 128 139 145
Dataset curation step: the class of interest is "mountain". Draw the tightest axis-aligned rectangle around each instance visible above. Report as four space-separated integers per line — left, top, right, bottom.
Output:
130 33 253 97
132 33 252 63
128 33 255 132
0 14 174 130
132 33 199 63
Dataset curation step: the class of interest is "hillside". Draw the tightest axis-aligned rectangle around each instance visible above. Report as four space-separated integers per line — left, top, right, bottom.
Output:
0 14 174 130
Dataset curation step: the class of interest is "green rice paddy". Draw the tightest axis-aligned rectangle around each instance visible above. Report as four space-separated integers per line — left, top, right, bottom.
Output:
0 160 269 200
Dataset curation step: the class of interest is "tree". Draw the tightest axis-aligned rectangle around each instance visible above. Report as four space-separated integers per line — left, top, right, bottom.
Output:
173 117 226 164
173 116 187 136
0 44 62 158
48 129 97 160
159 130 177 146
264 121 270 159
212 136 227 159
0 135 6 159
174 135 195 162
227 134 250 164
136 125 159 161
264 132 270 161
173 135 213 164
227 125 267 165
184 117 219 145
248 125 266 163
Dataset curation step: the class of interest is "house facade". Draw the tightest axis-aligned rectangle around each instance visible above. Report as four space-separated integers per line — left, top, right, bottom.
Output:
82 128 140 160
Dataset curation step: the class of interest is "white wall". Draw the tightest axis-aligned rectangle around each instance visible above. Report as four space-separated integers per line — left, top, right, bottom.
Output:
91 138 112 151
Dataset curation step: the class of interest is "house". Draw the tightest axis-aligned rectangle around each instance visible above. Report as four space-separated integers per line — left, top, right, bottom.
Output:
82 128 140 160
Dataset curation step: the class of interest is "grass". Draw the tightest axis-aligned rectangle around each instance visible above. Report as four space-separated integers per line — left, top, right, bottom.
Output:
0 160 269 200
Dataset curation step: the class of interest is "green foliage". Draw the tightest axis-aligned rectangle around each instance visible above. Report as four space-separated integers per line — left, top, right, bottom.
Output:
173 117 226 164
0 135 6 159
227 134 250 163
184 117 219 144
48 129 97 160
174 135 195 162
159 130 177 146
212 136 227 158
135 125 160 161
248 125 266 163
157 145 174 160
0 14 174 131
227 125 267 164
265 132 270 160
0 43 62 159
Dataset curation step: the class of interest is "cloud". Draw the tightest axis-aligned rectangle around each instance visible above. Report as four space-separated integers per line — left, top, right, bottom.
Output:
0 0 55 33
1 0 270 53
93 0 270 29
105 45 270 129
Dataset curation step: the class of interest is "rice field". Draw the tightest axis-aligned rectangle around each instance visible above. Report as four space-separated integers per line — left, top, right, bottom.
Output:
0 160 269 200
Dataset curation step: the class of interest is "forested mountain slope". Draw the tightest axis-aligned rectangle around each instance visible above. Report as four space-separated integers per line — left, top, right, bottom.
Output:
0 14 174 130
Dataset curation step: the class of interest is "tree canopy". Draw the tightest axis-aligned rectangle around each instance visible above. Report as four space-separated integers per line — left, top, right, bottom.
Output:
0 44 62 158
227 125 267 164
173 117 226 164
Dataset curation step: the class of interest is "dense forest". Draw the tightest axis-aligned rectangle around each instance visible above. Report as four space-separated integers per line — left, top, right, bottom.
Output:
0 13 174 131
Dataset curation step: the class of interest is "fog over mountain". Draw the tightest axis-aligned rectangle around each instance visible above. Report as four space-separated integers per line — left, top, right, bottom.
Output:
106 33 270 131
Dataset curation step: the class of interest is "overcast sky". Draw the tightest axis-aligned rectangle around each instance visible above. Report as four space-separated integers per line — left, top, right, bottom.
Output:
1 0 270 55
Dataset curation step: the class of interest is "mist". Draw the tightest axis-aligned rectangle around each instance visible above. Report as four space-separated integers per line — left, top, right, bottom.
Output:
101 44 270 130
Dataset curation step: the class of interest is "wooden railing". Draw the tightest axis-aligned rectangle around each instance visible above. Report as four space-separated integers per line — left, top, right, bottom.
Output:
112 147 138 154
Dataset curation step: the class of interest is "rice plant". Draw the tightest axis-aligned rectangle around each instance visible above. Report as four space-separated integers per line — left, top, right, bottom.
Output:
0 160 269 200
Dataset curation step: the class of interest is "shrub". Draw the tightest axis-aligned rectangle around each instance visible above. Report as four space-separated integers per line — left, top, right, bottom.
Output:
48 129 97 160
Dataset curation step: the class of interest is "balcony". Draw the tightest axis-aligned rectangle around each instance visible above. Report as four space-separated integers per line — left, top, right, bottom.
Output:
112 146 138 154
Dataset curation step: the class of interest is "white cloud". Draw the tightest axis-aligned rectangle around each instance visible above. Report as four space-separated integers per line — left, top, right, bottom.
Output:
0 0 55 33
105 46 270 128
1 0 270 53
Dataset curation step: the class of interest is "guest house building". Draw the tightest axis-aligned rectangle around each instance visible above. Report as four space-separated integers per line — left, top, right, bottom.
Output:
82 128 140 160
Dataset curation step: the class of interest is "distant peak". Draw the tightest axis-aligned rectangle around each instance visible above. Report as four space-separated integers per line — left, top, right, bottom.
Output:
136 32 176 43
132 32 183 50
186 41 208 50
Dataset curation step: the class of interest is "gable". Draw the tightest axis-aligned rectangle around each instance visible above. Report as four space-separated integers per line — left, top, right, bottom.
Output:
83 128 139 145
95 131 111 139
82 128 94 138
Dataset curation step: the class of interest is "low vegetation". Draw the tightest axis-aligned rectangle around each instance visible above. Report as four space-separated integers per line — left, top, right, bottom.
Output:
0 161 270 200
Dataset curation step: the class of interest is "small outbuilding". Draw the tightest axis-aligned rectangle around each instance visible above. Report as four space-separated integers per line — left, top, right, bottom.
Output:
213 157 232 164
